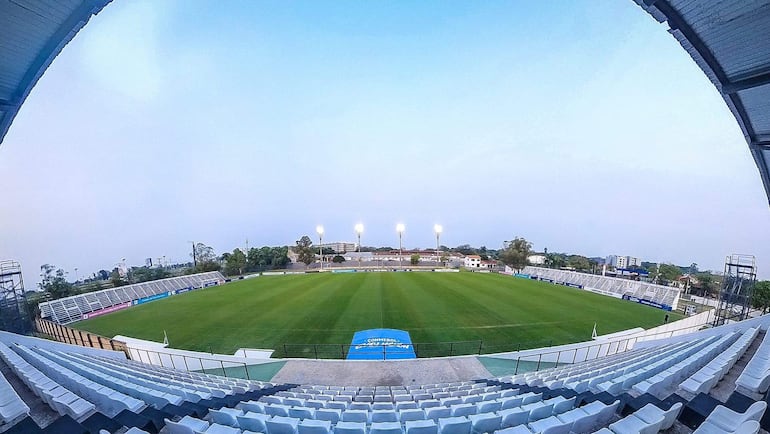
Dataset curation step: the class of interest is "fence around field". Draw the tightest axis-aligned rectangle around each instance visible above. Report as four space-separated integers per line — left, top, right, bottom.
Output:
33 318 128 354
273 340 557 359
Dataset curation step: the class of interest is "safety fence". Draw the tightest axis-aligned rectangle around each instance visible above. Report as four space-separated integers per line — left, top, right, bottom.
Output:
273 340 557 359
34 318 128 355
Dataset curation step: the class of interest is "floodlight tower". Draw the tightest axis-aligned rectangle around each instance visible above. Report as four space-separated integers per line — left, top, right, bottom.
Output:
713 254 756 326
434 224 443 266
0 260 30 334
354 223 364 268
316 225 324 271
396 223 405 269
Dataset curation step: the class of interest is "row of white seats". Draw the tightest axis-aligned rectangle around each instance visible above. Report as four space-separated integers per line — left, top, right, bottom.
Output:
162 398 618 434
58 350 211 402
11 343 144 417
0 361 29 427
594 335 720 395
591 402 681 434
241 394 566 424
295 382 482 394
262 390 517 412
681 327 758 395
631 331 740 398
84 352 269 395
503 344 665 389
283 386 500 404
504 341 694 394
736 330 770 394
32 346 184 409
0 342 94 420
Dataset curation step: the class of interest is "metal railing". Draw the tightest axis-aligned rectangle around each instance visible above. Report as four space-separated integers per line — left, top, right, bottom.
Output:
273 340 557 359
128 346 257 380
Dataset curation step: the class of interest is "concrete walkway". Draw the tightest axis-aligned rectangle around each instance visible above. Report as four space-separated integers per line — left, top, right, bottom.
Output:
271 356 492 386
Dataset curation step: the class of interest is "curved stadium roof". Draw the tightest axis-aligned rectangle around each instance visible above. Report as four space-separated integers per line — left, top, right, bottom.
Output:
1 0 769 203
0 0 110 146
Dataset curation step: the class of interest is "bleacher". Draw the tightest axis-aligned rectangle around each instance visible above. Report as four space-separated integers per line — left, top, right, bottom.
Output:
37 272 225 324
520 267 681 311
1 316 770 433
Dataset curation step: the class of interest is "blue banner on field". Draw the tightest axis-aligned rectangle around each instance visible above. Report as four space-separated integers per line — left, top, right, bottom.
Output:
622 294 672 311
332 269 357 273
174 287 193 295
346 329 417 360
514 273 530 279
134 292 170 305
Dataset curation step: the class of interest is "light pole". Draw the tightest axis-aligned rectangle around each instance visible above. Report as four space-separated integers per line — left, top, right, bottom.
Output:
396 223 405 270
316 225 324 271
354 223 364 269
434 224 443 267
74 267 79 283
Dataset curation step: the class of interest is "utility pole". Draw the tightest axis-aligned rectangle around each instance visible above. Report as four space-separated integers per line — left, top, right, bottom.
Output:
191 241 197 267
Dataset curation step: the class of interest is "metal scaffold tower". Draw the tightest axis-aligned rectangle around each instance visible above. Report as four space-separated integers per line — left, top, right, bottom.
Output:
0 260 31 334
713 254 756 327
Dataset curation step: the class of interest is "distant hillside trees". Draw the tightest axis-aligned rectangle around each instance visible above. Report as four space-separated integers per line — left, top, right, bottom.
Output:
221 246 291 276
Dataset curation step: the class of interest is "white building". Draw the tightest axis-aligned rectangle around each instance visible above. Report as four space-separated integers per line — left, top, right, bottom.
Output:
607 254 642 269
527 254 546 265
464 255 482 268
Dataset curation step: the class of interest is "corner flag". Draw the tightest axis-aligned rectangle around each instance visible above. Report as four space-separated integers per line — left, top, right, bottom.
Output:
163 330 169 346
591 323 597 339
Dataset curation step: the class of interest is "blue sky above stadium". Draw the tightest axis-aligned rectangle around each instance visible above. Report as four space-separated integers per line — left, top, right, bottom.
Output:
1 0 769 281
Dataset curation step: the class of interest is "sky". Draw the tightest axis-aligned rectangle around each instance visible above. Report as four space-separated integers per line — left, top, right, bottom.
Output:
1 0 769 285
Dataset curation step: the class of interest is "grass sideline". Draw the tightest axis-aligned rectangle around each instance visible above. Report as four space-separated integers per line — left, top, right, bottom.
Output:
73 272 682 357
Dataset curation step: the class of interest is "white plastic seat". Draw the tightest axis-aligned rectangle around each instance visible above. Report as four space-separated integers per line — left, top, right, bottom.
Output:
438 416 472 434
527 415 571 434
266 415 300 434
405 419 439 434
400 409 426 422
341 409 369 423
316 408 342 424
209 408 242 427
701 401 767 432
499 407 530 429
370 421 404 434
298 419 332 434
608 413 663 434
633 402 682 431
334 421 367 434
468 412 501 434
164 416 209 434
237 412 270 432
196 423 240 434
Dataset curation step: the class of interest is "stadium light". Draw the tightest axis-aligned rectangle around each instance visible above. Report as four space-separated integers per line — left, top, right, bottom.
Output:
396 223 405 269
434 224 443 267
355 223 364 268
316 225 324 271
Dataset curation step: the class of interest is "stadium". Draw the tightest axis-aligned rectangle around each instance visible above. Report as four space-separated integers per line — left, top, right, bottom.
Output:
2 1 770 434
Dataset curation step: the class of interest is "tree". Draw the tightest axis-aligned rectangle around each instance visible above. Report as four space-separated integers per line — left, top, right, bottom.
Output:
545 253 567 269
752 281 770 314
410 254 420 265
223 249 247 276
110 268 126 287
499 237 532 271
96 269 110 280
332 255 345 263
693 272 719 297
293 235 316 266
38 264 73 299
567 255 591 271
657 263 681 284
192 242 220 272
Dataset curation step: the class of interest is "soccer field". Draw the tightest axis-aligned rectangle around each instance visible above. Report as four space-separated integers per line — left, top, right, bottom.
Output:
73 272 682 357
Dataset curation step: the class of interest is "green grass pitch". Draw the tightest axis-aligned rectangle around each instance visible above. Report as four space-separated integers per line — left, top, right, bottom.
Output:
73 272 682 357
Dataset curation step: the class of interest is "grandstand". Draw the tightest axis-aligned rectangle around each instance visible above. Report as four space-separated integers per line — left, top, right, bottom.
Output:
521 267 681 312
38 272 225 325
2 0 770 432
2 313 770 432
